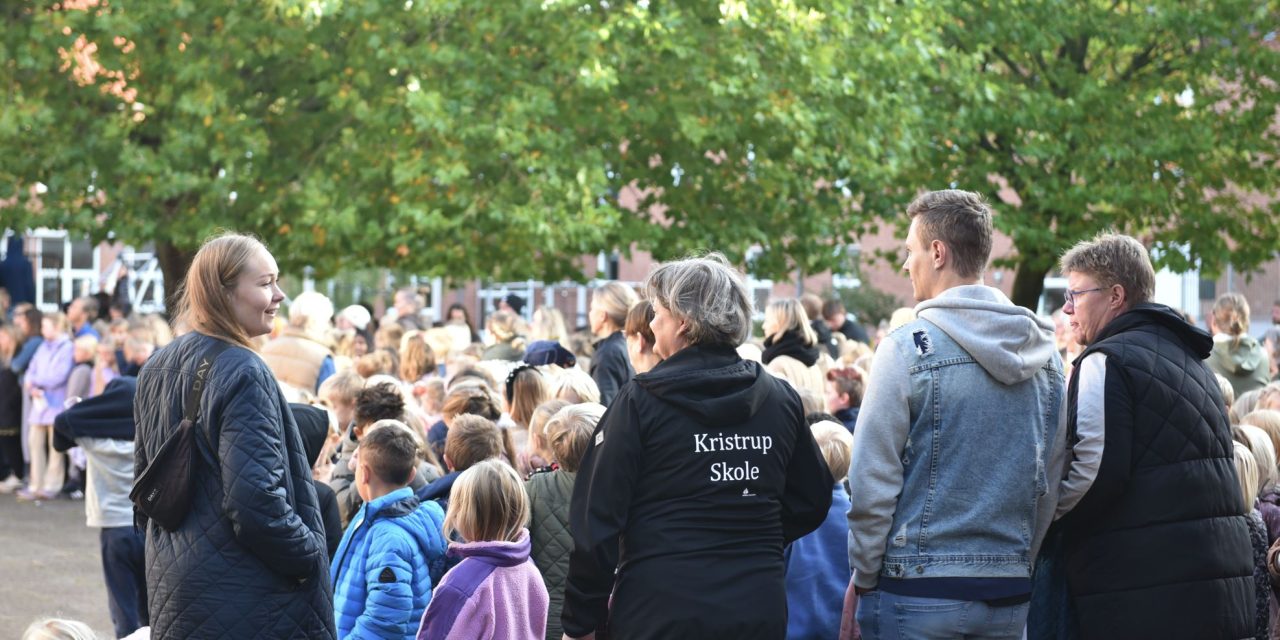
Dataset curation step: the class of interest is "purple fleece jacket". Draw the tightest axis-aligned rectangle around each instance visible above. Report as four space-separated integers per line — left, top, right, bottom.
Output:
416 529 548 640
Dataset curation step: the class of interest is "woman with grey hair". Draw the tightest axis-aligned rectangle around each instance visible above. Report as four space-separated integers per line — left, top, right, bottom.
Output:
562 254 833 640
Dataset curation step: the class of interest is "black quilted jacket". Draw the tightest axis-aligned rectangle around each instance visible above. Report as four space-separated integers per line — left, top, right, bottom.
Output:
1058 304 1253 640
134 332 336 639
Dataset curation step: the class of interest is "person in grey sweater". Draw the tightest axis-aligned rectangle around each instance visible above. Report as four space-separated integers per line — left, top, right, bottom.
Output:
845 190 1064 639
53 376 147 639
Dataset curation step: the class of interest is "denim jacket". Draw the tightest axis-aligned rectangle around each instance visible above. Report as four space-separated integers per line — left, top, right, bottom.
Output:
847 285 1064 589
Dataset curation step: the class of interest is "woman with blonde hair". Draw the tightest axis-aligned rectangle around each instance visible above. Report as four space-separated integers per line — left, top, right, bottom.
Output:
530 306 569 343
134 233 335 638
761 298 827 399
1209 293 1271 396
482 310 526 362
588 281 639 405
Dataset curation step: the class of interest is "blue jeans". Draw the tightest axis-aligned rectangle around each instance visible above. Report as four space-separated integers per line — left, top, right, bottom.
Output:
100 526 148 639
856 590 1029 640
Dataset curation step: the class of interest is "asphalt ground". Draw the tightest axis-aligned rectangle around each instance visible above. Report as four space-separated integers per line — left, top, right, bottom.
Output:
0 492 115 638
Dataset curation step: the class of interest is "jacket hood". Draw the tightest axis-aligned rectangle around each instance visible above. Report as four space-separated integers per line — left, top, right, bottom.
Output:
290 403 329 466
1093 303 1214 359
634 344 775 426
4 236 23 260
1212 334 1268 376
447 528 531 567
373 489 446 563
915 285 1057 385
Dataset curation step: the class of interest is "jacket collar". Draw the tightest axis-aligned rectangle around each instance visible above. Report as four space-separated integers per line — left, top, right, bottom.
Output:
446 528 531 567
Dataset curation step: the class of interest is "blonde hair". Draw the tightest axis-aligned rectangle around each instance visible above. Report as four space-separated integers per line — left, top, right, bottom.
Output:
1243 410 1280 476
545 403 605 472
593 282 640 331
1259 383 1280 412
531 307 568 342
22 618 97 640
1215 372 1236 411
811 420 854 480
444 459 529 543
42 311 70 335
529 399 571 460
765 298 817 346
487 311 526 351
288 291 334 338
174 233 272 349
556 367 600 404
320 369 366 406
72 335 99 361
1240 424 1277 496
1212 293 1251 346
1234 442 1258 515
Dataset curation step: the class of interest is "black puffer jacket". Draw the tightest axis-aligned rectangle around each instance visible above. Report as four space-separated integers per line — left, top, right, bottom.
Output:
563 344 832 639
134 333 335 639
1058 305 1252 639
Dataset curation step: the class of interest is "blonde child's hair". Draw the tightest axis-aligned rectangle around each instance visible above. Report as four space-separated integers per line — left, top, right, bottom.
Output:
545 403 605 472
529 399 571 460
22 618 97 640
1243 410 1280 466
444 459 529 543
556 367 600 405
1214 373 1236 411
320 369 367 406
1234 442 1259 516
73 335 99 361
1239 424 1277 497
810 420 854 480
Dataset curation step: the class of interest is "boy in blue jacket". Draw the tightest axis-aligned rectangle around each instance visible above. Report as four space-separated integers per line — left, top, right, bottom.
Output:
332 419 448 640
784 420 855 639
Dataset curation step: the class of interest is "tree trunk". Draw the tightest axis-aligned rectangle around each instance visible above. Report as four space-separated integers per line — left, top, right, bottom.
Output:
155 240 196 318
1010 259 1052 311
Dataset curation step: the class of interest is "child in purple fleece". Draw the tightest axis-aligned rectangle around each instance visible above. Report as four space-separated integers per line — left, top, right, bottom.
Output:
417 459 548 640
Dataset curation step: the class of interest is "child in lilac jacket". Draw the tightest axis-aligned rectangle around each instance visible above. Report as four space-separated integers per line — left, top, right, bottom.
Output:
417 460 548 640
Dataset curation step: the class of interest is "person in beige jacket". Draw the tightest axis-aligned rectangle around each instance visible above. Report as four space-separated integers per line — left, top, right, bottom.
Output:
762 298 829 400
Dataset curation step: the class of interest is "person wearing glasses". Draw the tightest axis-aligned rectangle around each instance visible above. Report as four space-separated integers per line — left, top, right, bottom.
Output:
1040 233 1252 639
846 190 1064 639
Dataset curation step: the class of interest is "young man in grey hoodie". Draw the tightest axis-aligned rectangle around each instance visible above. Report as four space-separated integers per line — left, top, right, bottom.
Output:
845 190 1065 639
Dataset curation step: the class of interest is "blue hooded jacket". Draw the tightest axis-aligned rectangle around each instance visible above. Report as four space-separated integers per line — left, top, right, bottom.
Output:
332 486 448 639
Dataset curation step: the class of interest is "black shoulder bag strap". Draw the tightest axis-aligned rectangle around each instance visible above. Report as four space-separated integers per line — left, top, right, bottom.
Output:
187 339 233 461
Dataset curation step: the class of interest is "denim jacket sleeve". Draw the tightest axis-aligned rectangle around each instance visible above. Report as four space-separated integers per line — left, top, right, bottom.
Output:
846 332 912 590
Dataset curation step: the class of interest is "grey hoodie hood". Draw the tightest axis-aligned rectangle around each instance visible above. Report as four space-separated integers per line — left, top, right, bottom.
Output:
915 285 1057 385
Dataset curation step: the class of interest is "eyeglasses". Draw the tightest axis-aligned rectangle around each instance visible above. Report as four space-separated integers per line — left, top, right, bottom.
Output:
1064 287 1104 306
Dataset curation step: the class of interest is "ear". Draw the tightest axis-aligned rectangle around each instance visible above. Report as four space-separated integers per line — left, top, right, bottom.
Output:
930 239 948 270
405 465 417 486
1109 284 1128 310
443 453 454 472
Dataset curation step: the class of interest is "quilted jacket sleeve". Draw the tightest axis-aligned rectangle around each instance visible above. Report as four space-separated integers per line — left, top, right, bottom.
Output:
214 365 326 580
351 531 417 639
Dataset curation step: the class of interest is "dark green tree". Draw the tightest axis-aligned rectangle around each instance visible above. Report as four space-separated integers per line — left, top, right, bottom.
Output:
889 0 1280 307
0 0 924 301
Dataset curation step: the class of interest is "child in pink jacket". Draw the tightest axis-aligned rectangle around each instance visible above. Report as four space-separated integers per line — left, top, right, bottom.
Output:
417 459 548 640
